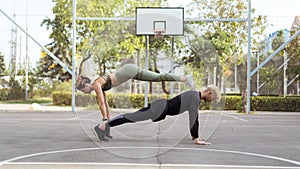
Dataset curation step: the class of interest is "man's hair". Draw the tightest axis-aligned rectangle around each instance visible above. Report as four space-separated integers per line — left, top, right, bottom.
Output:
206 85 221 103
75 75 91 90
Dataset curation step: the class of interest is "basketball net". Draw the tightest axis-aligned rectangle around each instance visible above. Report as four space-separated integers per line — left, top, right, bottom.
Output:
153 29 166 39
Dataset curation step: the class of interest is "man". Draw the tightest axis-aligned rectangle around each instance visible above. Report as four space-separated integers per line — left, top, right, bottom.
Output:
92 85 221 145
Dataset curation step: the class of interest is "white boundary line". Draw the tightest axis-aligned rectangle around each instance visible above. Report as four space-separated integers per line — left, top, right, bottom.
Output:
222 113 249 122
4 162 300 169
1 147 300 167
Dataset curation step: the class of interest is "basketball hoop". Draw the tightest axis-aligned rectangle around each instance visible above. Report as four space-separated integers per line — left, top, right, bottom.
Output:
153 29 166 39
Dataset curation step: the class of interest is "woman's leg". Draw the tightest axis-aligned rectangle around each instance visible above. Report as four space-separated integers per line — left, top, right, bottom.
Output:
114 64 184 83
114 64 140 83
134 68 183 82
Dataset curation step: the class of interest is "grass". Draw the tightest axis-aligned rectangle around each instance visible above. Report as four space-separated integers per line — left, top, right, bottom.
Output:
0 97 52 104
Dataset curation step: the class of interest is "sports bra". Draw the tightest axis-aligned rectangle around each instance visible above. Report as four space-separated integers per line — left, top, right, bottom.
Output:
101 74 112 91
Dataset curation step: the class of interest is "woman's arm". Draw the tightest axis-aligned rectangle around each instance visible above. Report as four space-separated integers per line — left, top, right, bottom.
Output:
94 80 108 120
102 91 111 120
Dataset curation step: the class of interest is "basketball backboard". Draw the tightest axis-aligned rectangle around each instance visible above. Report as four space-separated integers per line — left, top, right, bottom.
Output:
136 7 184 36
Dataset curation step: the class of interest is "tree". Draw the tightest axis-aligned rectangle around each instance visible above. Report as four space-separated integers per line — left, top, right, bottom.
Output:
260 66 280 94
77 0 167 76
286 30 300 85
39 0 74 81
0 52 7 76
7 74 24 99
180 0 269 112
40 0 165 80
185 0 267 87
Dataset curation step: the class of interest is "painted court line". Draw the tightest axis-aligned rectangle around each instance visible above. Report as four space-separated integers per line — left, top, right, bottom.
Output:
3 162 300 169
222 113 249 122
67 111 99 121
1 147 299 167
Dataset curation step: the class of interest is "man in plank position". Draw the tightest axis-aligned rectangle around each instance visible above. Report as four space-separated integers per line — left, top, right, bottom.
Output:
92 85 221 145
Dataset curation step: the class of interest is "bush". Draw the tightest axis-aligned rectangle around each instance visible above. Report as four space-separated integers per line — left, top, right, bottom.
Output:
251 96 300 112
52 91 72 106
52 92 300 112
7 76 25 100
0 89 8 101
34 80 55 98
76 93 97 107
54 80 72 93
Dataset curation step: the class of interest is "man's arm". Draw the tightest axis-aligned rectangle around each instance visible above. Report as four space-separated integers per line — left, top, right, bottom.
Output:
188 91 210 145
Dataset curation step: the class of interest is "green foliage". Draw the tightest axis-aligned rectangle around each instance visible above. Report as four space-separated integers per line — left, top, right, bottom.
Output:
34 79 54 98
40 0 164 79
251 96 300 112
52 91 72 106
7 75 25 100
75 93 97 107
185 0 268 88
0 89 9 101
53 92 300 112
38 0 74 82
55 92 169 108
51 80 72 106
260 65 279 94
286 30 300 81
53 80 72 93
76 0 166 76
0 52 7 76
224 95 243 111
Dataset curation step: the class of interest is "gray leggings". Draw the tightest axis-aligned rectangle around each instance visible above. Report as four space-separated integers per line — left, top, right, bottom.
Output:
114 64 182 84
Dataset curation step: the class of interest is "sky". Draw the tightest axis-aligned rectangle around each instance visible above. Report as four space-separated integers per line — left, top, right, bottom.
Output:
0 0 299 70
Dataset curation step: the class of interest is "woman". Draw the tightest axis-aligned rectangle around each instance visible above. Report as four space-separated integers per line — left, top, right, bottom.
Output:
76 63 194 121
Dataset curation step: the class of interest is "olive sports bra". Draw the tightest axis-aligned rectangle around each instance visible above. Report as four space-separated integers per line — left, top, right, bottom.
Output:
101 74 112 91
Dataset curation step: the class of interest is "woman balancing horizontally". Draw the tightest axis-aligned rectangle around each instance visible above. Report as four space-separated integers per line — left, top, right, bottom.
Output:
76 63 195 121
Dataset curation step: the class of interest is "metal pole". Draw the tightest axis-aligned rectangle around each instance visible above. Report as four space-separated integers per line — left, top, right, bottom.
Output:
283 49 287 97
0 9 72 75
71 0 76 112
234 54 237 90
246 0 251 114
144 36 149 107
250 30 300 77
257 51 260 94
76 17 248 22
170 36 174 97
25 0 29 101
287 75 299 87
297 81 300 95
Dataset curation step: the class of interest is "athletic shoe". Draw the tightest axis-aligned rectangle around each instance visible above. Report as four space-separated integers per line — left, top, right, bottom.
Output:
102 120 113 138
92 125 108 142
104 123 113 139
185 74 195 90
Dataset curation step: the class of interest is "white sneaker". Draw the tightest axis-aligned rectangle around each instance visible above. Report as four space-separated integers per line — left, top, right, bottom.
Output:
185 74 195 90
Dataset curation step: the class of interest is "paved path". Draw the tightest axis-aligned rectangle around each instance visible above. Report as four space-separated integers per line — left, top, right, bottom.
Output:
0 103 73 112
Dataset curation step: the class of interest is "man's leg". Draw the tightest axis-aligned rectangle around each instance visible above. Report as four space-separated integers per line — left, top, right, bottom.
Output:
92 106 154 142
108 106 152 127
